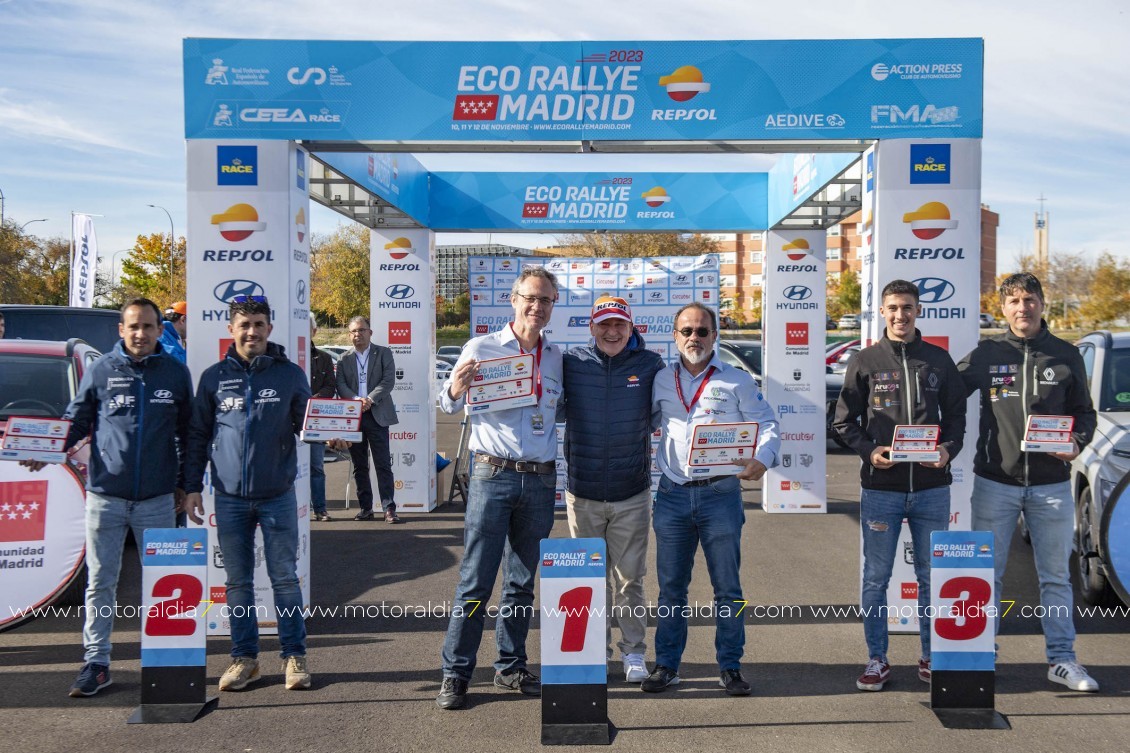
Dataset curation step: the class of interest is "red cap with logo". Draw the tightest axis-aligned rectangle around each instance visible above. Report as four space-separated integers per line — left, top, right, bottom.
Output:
591 295 632 324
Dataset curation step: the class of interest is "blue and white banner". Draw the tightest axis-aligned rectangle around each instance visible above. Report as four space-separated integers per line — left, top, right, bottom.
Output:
930 530 995 671
185 38 983 142
540 537 607 685
69 214 98 308
140 528 209 667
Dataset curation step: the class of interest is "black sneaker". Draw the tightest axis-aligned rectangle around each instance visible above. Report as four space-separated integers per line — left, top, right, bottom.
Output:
494 668 540 696
436 676 469 709
720 668 751 696
641 665 680 693
69 662 112 697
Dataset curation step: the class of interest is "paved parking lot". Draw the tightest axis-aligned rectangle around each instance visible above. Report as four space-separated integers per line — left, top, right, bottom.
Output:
1 410 1128 752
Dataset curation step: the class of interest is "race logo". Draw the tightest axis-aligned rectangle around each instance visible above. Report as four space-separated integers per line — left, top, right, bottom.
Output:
211 204 266 242
902 202 958 240
910 144 951 185
658 65 710 102
216 145 257 186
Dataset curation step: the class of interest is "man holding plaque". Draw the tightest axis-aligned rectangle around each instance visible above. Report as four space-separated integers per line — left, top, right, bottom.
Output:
336 315 399 523
435 266 564 710
646 302 779 696
560 295 664 683
957 272 1099 692
22 298 193 698
833 279 966 691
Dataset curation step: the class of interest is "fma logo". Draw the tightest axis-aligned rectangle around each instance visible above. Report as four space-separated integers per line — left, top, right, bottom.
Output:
217 145 257 186
910 144 951 185
913 277 956 303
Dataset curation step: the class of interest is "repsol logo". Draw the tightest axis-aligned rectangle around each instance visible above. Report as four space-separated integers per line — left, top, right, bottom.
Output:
776 264 818 273
378 263 421 271
203 249 275 262
894 248 965 260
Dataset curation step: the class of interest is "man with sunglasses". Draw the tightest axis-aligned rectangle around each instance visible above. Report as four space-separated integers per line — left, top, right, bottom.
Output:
435 265 564 710
183 295 313 693
645 302 779 697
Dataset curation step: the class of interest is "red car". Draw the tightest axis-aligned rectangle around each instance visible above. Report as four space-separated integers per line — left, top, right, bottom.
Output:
826 338 861 366
0 338 100 631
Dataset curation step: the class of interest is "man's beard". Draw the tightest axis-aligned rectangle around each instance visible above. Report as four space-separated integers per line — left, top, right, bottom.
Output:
682 347 710 365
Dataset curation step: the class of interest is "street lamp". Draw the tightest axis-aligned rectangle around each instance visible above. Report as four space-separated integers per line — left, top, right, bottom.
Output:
19 218 48 232
111 248 130 288
146 204 175 299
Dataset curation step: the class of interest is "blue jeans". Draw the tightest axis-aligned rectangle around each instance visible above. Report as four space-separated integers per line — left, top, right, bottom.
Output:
972 475 1076 663
215 489 306 659
653 474 745 672
309 441 327 515
441 462 556 680
83 491 175 665
860 485 951 662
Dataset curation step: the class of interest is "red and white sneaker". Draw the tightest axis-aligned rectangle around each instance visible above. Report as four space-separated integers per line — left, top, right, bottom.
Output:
918 658 931 684
856 658 890 691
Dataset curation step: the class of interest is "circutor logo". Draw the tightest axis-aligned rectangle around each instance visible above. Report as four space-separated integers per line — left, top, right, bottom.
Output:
213 279 264 304
658 65 711 102
902 202 959 240
641 187 671 208
913 277 956 303
385 237 414 259
783 285 812 301
782 238 811 261
211 204 266 242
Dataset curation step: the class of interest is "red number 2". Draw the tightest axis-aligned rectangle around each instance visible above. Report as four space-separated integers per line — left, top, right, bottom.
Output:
145 574 202 637
558 586 593 652
934 576 990 641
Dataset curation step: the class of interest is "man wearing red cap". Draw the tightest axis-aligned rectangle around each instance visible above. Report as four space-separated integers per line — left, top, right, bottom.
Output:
161 301 188 364
560 295 664 683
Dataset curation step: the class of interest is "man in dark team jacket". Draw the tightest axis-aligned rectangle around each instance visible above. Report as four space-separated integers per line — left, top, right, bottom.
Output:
23 298 193 698
183 296 313 693
834 279 965 692
957 272 1099 692
560 295 664 684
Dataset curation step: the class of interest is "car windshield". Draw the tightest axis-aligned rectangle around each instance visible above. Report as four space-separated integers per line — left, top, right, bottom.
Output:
0 353 76 419
721 342 762 375
3 310 120 352
1100 345 1130 412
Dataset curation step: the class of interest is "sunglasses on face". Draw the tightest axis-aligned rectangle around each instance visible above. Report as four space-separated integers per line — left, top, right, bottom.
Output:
675 327 713 338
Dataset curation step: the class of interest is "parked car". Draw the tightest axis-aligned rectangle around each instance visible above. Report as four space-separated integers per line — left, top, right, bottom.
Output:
1070 330 1130 605
717 339 847 448
438 345 463 360
979 313 997 329
826 339 861 366
0 305 121 352
320 345 349 362
826 316 838 331
436 353 460 367
836 314 860 330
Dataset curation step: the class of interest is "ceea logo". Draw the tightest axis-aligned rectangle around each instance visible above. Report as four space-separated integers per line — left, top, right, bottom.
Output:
211 204 266 242
658 66 711 102
295 208 306 243
385 237 413 259
782 239 811 261
902 202 959 240
641 187 671 208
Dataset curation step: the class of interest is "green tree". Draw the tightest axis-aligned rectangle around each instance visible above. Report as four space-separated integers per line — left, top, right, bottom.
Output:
556 232 721 258
120 233 186 306
1079 253 1130 327
827 269 861 320
310 224 370 326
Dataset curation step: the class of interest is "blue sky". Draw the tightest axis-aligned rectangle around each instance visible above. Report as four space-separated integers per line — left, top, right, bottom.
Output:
1 0 1127 276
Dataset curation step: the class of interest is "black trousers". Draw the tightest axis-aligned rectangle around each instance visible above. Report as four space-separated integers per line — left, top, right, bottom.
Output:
350 412 395 512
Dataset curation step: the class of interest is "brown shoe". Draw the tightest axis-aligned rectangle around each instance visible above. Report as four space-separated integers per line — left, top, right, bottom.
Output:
384 506 401 524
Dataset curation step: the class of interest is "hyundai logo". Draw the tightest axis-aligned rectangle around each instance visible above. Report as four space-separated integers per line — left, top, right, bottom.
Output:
296 279 307 304
784 285 813 301
154 390 172 399
213 279 264 304
259 389 277 398
913 277 956 303
385 284 415 300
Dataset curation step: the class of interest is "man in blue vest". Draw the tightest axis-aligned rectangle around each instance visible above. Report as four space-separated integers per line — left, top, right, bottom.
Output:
560 295 664 683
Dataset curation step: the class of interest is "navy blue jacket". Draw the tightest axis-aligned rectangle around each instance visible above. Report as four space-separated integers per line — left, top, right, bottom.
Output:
185 342 310 499
560 331 665 501
64 340 193 500
159 320 187 363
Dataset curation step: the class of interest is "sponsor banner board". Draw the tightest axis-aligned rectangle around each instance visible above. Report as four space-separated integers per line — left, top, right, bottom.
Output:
930 530 995 670
140 528 209 667
540 537 607 685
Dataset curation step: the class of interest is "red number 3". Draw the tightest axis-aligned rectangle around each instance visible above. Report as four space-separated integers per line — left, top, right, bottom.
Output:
145 574 203 637
934 576 990 641
558 586 593 652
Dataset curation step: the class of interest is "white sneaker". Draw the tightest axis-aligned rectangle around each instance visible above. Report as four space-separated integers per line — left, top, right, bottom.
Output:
1048 661 1099 692
622 653 649 683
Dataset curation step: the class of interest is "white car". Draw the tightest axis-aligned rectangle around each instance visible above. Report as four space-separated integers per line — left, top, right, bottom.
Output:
1070 330 1130 605
836 314 860 330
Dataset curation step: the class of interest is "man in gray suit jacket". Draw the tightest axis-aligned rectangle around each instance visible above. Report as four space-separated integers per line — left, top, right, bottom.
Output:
337 315 400 522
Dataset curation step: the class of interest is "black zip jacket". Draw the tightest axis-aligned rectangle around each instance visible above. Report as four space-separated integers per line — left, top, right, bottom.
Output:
957 322 1095 487
834 330 966 492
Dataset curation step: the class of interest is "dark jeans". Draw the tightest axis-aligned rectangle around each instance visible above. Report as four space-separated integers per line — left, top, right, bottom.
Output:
349 412 395 512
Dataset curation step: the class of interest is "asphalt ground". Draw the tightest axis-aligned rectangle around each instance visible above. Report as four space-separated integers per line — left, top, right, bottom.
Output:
1 411 1128 753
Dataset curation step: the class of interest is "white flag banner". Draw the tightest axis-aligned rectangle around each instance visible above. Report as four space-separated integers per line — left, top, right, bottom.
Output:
69 214 98 308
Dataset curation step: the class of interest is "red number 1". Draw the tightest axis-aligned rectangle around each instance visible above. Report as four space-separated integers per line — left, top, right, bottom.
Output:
934 576 990 641
558 586 593 652
145 574 203 637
